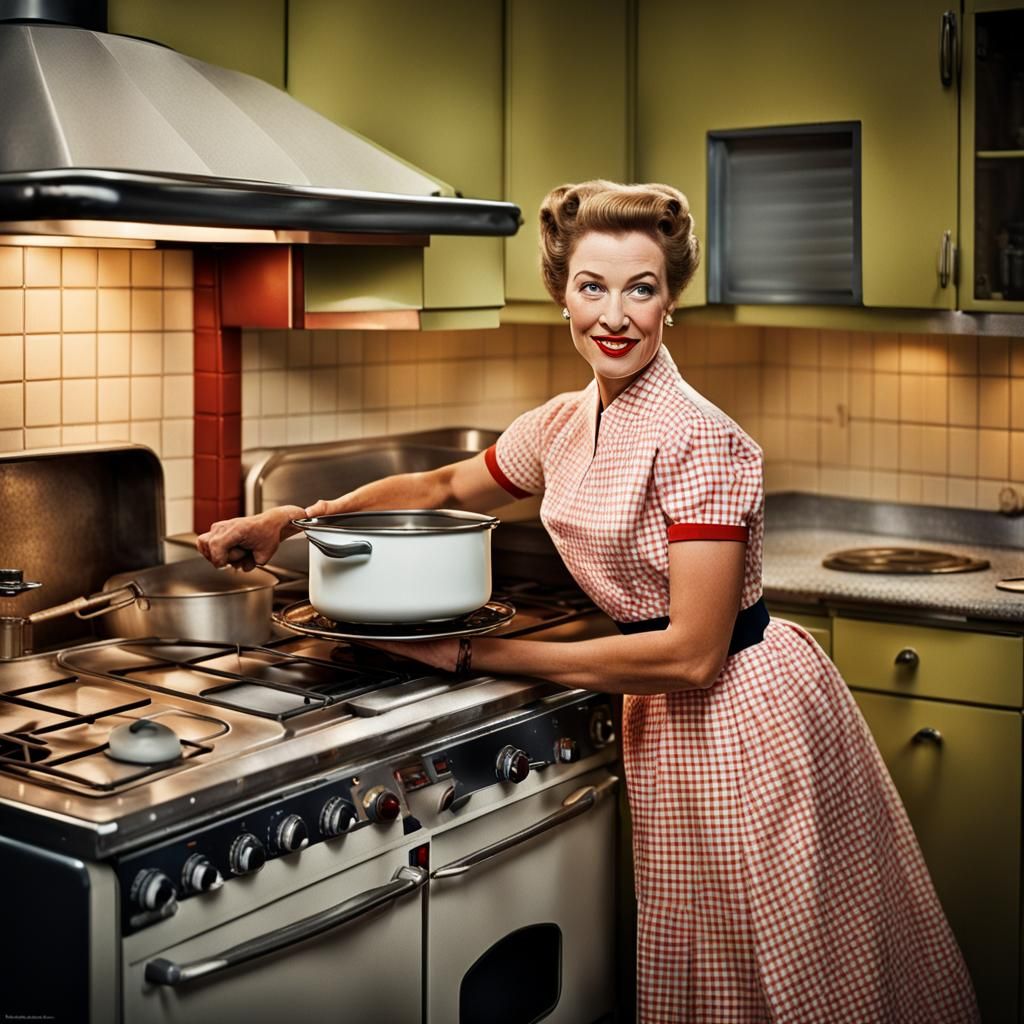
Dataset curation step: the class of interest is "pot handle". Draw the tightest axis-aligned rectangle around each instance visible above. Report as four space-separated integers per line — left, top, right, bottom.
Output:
306 536 373 560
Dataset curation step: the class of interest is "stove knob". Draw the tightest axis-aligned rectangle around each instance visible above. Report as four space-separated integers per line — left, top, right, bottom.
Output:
362 786 401 824
229 832 267 875
274 814 310 854
181 854 223 895
590 708 616 748
320 796 357 838
496 745 530 784
554 737 579 763
132 869 177 914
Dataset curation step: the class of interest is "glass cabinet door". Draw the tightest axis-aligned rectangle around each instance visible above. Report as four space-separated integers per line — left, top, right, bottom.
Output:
961 1 1024 310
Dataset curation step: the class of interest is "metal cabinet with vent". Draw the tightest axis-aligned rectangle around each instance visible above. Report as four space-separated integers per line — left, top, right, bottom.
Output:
833 616 1024 1024
636 0 959 310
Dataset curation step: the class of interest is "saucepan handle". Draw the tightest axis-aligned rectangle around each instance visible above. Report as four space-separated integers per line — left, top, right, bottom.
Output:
305 536 373 560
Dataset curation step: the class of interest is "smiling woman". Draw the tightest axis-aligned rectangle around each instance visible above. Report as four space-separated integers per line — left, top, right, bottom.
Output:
199 180 981 1024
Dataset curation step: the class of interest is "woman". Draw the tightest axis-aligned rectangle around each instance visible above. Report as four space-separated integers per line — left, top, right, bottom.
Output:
199 181 979 1023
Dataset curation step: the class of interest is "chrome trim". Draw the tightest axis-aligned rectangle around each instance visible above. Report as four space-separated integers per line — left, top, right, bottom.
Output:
431 775 619 879
293 509 500 535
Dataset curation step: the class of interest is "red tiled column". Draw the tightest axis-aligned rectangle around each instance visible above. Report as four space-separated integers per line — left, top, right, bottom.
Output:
193 251 243 533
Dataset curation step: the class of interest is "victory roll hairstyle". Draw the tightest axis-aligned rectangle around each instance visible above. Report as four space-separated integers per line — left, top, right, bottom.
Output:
538 179 700 303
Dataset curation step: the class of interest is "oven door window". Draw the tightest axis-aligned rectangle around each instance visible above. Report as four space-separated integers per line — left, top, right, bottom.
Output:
460 923 562 1024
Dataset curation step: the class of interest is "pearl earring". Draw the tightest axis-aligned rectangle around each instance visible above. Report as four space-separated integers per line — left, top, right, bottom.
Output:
663 313 675 328
561 307 570 321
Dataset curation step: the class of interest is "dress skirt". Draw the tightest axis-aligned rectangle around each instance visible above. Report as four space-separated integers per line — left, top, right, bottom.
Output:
622 619 980 1023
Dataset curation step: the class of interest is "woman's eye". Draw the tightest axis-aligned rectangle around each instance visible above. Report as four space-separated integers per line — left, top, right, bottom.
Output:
632 284 654 297
580 281 603 294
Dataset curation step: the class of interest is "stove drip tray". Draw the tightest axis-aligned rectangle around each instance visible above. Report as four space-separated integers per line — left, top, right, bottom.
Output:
822 546 990 574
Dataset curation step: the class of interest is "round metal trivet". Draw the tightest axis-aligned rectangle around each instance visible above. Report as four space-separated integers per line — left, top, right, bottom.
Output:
273 600 516 642
822 546 990 574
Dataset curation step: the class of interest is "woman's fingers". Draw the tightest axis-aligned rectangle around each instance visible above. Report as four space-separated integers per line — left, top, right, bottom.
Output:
304 498 334 518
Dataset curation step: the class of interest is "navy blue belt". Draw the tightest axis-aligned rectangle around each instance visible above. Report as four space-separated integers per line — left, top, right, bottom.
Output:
615 596 770 656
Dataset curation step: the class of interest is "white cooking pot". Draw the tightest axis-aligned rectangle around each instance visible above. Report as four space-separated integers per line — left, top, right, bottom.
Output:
291 510 499 623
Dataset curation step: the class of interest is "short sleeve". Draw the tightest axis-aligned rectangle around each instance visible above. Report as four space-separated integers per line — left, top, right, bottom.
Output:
486 403 549 498
653 417 764 543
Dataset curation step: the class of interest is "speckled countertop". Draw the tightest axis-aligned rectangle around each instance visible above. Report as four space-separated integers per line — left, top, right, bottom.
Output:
762 494 1024 625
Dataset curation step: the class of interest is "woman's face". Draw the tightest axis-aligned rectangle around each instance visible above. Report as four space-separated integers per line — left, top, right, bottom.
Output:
564 230 673 405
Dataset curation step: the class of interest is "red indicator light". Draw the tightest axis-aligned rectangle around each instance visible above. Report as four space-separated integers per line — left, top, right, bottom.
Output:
411 844 430 869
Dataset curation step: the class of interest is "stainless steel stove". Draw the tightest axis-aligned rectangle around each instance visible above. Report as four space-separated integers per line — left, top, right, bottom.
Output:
1 581 620 1024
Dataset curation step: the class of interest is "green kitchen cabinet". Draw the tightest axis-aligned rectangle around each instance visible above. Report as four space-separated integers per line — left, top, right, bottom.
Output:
287 0 506 322
853 688 1021 1023
108 0 286 87
636 0 958 311
832 613 1024 1023
960 1 1024 311
503 0 632 305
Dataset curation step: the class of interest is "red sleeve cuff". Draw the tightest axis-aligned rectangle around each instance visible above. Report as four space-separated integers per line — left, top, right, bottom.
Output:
668 523 749 543
484 444 533 499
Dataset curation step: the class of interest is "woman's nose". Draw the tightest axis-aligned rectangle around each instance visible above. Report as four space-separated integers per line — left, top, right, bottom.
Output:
600 293 628 332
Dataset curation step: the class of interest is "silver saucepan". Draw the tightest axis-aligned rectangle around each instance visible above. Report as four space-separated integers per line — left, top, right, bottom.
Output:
7 560 279 654
291 509 499 623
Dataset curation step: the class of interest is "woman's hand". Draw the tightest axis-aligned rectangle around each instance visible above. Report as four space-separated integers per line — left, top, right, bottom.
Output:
303 497 353 519
365 638 461 672
197 505 305 570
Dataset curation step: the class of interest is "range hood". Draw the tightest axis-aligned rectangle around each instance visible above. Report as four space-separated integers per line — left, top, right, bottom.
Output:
0 3 520 244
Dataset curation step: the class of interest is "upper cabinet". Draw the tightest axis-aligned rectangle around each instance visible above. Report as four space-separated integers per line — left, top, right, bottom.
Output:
960 1 1024 311
287 0 505 325
504 0 632 305
637 0 959 311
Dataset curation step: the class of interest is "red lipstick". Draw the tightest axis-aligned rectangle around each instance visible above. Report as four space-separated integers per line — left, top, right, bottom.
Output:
592 335 639 358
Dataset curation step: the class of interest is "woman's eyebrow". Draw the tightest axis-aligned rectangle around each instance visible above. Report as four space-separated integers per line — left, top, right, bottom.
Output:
572 270 659 282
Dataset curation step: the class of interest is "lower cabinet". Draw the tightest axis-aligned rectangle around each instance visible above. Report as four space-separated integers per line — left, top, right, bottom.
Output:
853 689 1021 1023
770 605 1023 1021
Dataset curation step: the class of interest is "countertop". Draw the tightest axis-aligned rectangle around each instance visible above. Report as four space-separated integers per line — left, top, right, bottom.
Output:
761 494 1024 625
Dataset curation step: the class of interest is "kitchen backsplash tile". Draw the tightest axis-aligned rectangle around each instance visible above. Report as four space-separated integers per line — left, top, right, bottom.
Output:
0 246 194 535
2 244 1022 531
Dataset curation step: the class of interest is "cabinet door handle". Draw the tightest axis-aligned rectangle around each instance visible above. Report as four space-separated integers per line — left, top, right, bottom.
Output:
939 10 958 87
913 726 943 746
894 647 920 668
938 230 955 288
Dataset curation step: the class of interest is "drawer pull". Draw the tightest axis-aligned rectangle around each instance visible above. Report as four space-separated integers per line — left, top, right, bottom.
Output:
894 647 920 669
912 727 943 746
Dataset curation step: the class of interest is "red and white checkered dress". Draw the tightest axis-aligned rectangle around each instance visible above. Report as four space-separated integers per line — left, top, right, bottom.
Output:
486 346 979 1023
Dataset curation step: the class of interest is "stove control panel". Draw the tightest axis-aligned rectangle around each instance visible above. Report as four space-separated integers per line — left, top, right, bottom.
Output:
404 694 617 811
114 767 415 934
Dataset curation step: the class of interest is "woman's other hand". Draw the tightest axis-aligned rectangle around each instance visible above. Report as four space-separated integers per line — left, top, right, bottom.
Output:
197 505 305 570
303 497 352 519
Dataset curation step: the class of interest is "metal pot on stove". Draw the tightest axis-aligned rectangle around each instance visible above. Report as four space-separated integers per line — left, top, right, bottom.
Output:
291 509 499 623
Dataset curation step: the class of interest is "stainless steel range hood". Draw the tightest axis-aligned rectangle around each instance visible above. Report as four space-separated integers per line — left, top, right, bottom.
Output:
0 5 520 244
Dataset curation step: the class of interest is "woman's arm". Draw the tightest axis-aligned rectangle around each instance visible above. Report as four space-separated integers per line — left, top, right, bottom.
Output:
198 450 513 569
379 538 747 695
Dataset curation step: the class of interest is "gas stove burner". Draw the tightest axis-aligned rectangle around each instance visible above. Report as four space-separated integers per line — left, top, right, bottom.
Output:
274 600 516 642
822 546 990 574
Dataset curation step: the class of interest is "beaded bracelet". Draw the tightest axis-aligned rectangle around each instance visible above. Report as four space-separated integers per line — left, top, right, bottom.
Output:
455 637 473 677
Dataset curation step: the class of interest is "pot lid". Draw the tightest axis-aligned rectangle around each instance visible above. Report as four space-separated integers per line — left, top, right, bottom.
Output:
105 559 277 598
294 509 500 534
106 718 182 765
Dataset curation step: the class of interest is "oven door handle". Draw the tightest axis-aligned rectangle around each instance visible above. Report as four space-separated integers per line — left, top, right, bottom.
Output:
431 774 619 880
144 864 427 987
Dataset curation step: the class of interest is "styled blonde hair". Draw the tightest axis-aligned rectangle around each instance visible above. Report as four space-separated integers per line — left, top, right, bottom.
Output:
538 179 700 304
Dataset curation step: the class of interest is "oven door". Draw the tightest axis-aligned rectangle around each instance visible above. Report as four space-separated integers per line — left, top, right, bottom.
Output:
124 844 425 1024
427 769 618 1024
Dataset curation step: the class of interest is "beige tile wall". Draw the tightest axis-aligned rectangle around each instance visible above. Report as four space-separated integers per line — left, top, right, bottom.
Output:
0 246 195 534
240 324 592 448
3 243 1021 532
753 327 1024 510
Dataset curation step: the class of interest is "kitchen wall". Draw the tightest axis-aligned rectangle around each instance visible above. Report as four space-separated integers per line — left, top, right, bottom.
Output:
2 245 1022 529
0 246 195 534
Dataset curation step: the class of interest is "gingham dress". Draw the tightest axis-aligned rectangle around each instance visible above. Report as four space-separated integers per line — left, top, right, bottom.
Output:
486 346 979 1023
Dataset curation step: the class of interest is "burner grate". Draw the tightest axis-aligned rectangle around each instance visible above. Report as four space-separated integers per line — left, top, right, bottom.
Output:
822 546 990 574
